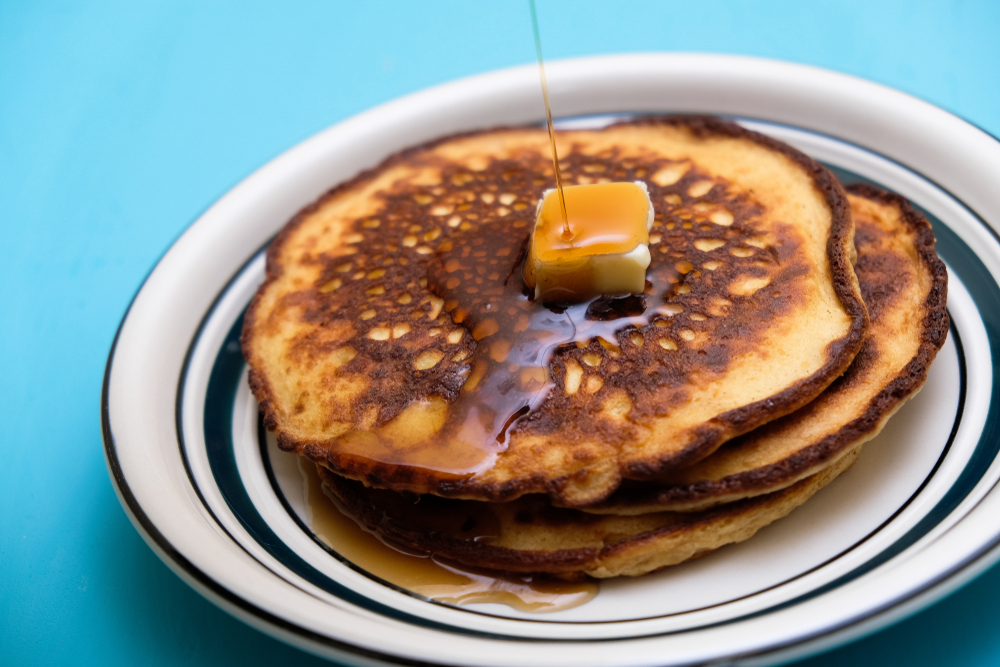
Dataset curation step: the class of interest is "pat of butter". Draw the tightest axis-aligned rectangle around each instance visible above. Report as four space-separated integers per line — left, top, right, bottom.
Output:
523 181 654 303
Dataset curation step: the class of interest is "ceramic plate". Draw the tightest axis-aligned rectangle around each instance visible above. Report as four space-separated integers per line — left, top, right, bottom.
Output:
102 54 1000 666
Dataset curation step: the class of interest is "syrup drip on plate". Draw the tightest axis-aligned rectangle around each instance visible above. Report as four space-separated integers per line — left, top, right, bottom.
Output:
299 459 598 613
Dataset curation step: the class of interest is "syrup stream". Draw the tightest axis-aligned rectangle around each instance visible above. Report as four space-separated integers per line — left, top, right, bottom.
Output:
529 0 571 240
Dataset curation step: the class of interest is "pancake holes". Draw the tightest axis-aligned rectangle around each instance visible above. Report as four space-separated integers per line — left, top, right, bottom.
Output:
585 376 604 394
428 328 442 337
409 224 422 233
693 202 712 213
654 320 670 328
419 278 428 288
413 194 433 204
520 367 546 390
415 246 433 255
659 304 684 316
583 164 606 173
703 261 721 271
367 269 385 279
582 353 602 368
472 318 500 340
598 338 622 358
397 293 412 305
659 339 677 351
446 329 464 344
452 350 470 363
513 202 528 211
366 286 385 295
730 247 755 258
352 271 365 280
651 164 688 186
564 359 583 395
489 338 511 363
676 285 691 295
694 239 726 252
690 313 707 321
448 216 462 228
665 223 676 230
336 263 353 273
431 205 453 216
688 181 714 197
460 221 473 230
629 332 644 348
649 233 662 245
675 260 694 273
427 297 444 320
369 327 390 341
344 233 363 244
663 194 682 206
495 207 510 217
481 192 495 204
710 210 734 226
680 330 696 341
499 193 517 205
730 277 771 296
362 218 381 228
414 350 445 370
392 323 411 339
360 309 376 320
319 278 342 293
425 228 441 241
402 235 418 247
683 222 693 229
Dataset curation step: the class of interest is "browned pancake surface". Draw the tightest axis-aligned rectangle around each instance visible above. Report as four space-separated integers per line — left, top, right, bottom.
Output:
586 184 948 514
243 117 866 506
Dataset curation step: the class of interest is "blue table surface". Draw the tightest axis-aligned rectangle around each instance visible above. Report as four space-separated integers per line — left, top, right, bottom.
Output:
4 1 1000 664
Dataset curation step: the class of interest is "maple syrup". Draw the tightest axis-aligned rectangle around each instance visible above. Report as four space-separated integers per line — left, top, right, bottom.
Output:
299 459 598 613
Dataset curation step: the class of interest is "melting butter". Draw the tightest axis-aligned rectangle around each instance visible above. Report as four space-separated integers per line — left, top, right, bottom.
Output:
524 181 654 303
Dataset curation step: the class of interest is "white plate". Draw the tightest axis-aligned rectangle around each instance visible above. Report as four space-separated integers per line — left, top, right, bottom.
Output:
102 54 1000 666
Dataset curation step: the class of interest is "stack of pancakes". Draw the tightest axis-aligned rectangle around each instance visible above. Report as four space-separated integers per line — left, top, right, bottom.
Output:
242 117 949 579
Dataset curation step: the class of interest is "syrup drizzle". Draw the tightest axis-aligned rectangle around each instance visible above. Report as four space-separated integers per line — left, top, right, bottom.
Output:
529 0 570 239
299 459 598 613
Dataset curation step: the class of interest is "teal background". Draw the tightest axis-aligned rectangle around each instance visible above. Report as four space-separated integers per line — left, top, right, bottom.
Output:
2 1 999 665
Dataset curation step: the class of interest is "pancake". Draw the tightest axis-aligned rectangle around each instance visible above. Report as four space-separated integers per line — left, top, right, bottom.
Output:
242 116 867 507
583 184 949 514
318 446 860 578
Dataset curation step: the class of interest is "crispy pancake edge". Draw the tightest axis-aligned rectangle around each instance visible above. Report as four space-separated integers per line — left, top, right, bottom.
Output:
243 116 868 505
584 184 949 513
319 446 860 578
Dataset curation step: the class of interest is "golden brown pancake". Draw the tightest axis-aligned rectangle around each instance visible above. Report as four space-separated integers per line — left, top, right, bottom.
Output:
318 447 859 578
583 184 949 514
243 117 867 507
